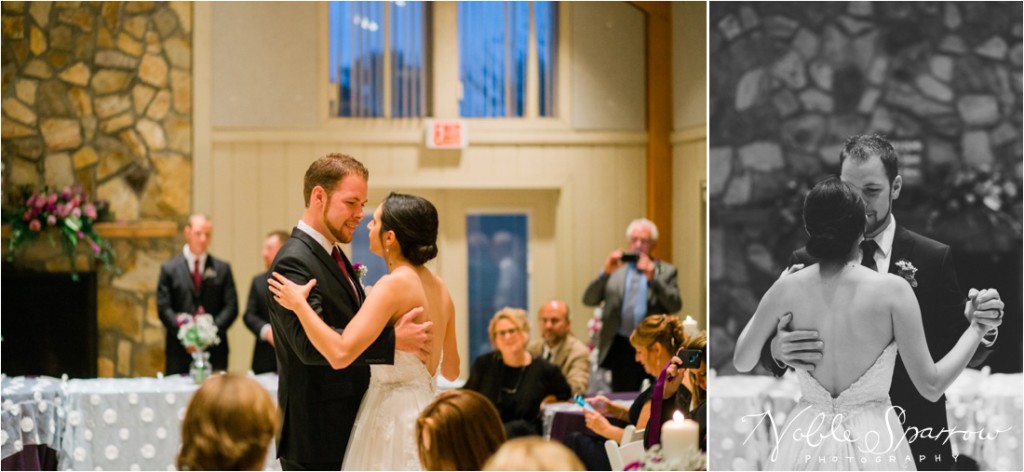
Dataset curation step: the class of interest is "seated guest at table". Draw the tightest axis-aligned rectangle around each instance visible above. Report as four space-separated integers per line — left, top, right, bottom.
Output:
527 299 592 396
465 307 572 437
177 373 279 471
157 214 238 374
243 230 289 374
417 390 507 471
483 437 585 471
652 331 707 451
564 314 685 470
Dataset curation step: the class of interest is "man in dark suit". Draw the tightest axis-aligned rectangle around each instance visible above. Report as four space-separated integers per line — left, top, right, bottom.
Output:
268 153 431 471
157 214 238 375
243 230 289 374
762 135 1004 470
583 218 682 392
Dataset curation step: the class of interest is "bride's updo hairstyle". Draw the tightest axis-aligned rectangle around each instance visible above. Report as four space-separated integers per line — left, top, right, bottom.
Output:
803 176 867 261
380 192 439 265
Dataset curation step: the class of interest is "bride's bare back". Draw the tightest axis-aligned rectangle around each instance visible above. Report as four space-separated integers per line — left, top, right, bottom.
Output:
380 265 457 379
776 264 899 395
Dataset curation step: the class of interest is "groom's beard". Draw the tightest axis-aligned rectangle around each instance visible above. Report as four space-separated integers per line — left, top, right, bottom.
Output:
323 205 354 244
865 192 894 237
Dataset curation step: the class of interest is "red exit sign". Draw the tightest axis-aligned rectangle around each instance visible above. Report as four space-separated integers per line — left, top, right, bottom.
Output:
426 120 467 149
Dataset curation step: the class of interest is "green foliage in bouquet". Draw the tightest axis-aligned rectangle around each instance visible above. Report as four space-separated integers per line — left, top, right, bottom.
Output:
5 186 119 280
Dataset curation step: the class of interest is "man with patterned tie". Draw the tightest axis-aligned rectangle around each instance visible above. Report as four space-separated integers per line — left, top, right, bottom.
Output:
157 214 238 375
267 153 432 471
763 135 1004 470
583 218 682 392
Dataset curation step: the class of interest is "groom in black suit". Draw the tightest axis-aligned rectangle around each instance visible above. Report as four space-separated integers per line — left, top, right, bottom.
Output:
762 135 1004 471
268 153 431 471
157 214 238 374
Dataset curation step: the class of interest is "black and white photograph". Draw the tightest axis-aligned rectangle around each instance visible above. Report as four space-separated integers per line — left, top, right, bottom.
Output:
707 2 1022 471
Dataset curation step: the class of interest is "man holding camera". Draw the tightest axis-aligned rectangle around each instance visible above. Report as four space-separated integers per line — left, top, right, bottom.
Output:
583 218 682 391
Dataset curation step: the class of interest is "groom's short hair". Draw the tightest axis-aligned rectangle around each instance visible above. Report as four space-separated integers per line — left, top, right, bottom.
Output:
839 135 899 184
303 153 369 207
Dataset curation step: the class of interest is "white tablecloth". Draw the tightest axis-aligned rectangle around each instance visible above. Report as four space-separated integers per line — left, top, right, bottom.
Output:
57 374 279 471
1 375 64 460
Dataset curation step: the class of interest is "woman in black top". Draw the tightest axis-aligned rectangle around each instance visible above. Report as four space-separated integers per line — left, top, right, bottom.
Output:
465 308 572 437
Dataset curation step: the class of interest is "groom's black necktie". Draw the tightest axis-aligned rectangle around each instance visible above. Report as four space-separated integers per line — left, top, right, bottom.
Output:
860 240 879 272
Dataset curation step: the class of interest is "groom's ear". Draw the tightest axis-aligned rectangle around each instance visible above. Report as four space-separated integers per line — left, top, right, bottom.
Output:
310 185 326 207
891 175 902 200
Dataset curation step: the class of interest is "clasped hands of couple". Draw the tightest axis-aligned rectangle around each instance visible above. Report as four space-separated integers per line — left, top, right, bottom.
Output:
771 264 1006 371
268 272 435 362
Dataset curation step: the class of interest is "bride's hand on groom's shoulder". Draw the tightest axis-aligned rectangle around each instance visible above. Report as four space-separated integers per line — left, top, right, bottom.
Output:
965 288 1005 331
268 272 316 312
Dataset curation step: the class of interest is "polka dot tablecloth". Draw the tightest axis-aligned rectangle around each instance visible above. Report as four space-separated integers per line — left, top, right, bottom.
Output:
56 374 280 471
708 370 1023 471
1 375 64 460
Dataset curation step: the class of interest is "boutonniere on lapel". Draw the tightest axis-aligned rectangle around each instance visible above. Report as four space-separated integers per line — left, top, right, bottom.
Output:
894 259 918 288
203 267 217 280
352 263 368 282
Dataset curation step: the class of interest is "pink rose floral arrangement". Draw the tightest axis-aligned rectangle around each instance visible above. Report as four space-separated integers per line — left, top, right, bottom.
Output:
5 186 118 280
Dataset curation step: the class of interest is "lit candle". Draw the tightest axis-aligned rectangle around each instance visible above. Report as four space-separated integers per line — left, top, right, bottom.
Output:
661 410 699 463
683 316 699 338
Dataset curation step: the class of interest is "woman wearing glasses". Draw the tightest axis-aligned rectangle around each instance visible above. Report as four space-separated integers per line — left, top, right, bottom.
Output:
465 307 572 438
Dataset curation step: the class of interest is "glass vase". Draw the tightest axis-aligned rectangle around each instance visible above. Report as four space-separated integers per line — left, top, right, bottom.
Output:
189 350 211 384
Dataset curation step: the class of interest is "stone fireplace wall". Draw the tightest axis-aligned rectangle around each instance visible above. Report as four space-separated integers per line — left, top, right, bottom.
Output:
707 2 1022 373
2 2 192 377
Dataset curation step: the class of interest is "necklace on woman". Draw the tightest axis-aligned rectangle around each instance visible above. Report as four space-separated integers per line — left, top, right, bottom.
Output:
500 364 527 398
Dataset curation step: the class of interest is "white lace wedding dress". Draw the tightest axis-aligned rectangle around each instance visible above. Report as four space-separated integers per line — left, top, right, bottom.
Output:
769 342 916 471
342 350 437 471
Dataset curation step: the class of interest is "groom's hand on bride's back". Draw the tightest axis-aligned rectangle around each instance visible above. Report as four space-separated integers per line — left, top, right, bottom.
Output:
771 312 823 372
395 307 433 362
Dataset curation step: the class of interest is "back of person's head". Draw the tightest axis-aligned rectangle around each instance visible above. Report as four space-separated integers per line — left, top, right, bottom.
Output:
380 192 439 265
482 437 585 471
302 153 369 207
804 176 867 261
629 314 685 354
417 390 507 470
839 135 899 183
488 307 530 345
177 374 279 471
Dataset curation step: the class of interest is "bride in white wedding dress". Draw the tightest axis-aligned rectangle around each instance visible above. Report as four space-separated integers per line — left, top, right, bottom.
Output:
270 192 459 471
733 178 994 471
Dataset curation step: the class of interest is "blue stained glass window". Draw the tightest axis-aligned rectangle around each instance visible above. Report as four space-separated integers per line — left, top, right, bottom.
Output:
329 2 427 118
466 214 529 363
458 2 556 118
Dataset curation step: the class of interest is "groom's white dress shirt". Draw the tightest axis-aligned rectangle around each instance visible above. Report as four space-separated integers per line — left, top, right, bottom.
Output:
297 219 338 256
